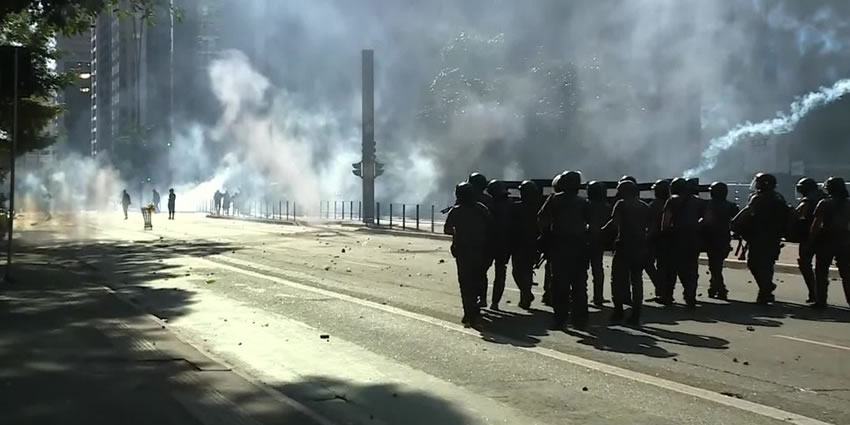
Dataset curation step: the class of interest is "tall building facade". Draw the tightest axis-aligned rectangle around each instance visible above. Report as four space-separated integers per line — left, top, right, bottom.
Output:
56 31 92 156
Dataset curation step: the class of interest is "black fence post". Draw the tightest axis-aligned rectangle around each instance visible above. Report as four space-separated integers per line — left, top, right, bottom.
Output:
359 201 362 220
389 204 393 228
293 202 297 220
349 201 353 220
376 202 381 226
431 205 435 233
402 204 406 229
341 201 345 221
279 201 282 220
286 201 290 220
334 201 338 220
416 204 420 230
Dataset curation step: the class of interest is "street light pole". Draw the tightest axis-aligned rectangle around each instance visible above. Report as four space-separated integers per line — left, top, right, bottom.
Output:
5 48 19 282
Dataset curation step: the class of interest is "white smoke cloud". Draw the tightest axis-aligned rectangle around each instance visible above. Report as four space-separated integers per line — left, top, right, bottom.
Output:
685 78 850 177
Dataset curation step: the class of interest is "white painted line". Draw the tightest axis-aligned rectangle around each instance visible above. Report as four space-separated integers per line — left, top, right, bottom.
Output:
203 254 832 425
774 335 850 353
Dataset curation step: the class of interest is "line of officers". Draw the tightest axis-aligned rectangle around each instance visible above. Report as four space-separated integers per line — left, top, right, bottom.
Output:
444 171 850 329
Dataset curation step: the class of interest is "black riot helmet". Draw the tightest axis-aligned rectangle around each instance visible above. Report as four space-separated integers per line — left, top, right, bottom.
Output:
586 180 607 201
824 176 849 199
616 179 639 199
709 181 728 201
560 170 583 193
652 179 670 200
670 177 687 196
752 173 777 192
551 174 564 193
467 172 488 192
796 177 818 196
619 175 637 184
519 180 541 202
486 179 508 199
686 178 700 196
455 181 476 204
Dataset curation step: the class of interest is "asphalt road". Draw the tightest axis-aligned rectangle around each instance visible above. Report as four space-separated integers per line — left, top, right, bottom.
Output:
18 212 850 425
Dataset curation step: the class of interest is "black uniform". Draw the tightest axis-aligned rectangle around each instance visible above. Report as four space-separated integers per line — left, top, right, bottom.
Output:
510 185 541 309
607 193 650 323
661 191 704 306
587 188 612 305
538 190 590 328
734 190 789 303
488 191 513 309
647 193 673 301
702 199 739 299
168 190 176 220
214 191 223 214
812 196 850 308
445 196 493 325
793 188 824 302
121 191 131 219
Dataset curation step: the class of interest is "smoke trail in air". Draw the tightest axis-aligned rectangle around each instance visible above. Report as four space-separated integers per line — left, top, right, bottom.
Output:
685 78 850 177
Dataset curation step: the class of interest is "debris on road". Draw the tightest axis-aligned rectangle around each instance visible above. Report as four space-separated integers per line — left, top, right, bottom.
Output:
324 265 331 271
346 267 352 273
320 334 330 340
341 248 346 253
205 279 216 284
746 326 755 332
743 361 750 366
732 357 739 363
438 259 445 264
582 387 588 392
720 391 744 399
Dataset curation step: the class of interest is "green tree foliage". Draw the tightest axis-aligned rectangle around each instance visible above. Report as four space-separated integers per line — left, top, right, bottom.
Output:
0 1 172 159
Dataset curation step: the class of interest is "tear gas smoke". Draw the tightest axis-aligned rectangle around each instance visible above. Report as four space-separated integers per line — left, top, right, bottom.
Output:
685 78 850 178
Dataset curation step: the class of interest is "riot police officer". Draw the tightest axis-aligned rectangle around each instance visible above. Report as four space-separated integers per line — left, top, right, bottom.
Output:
487 179 513 310
646 179 672 301
468 172 494 306
445 182 493 327
731 173 789 304
791 177 824 303
661 177 704 307
809 177 850 309
538 170 590 329
511 180 542 309
541 173 564 307
587 181 612 306
603 180 650 324
701 182 739 300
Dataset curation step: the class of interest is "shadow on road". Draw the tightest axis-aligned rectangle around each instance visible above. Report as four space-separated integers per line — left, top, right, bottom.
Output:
273 375 473 425
0 236 331 424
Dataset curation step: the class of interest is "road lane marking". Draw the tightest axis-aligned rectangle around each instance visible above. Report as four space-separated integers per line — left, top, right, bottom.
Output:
199 254 833 425
774 335 850 352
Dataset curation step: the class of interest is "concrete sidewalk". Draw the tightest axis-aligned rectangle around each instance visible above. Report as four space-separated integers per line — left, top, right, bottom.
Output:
0 250 332 425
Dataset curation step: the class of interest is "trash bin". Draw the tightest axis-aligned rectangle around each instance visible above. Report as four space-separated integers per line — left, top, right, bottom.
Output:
141 207 153 230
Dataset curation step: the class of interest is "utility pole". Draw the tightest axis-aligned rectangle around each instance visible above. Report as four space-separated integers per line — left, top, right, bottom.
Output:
5 48 20 282
361 49 375 224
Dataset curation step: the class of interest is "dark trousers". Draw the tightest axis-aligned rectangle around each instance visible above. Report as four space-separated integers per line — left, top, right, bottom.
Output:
511 251 535 304
798 242 817 301
589 240 605 302
707 243 731 293
491 252 510 306
747 242 779 299
479 257 494 303
644 243 659 295
550 243 589 325
612 249 644 313
670 246 699 304
456 254 487 321
815 243 850 306
122 204 129 219
168 207 175 220
543 260 553 303
654 242 676 300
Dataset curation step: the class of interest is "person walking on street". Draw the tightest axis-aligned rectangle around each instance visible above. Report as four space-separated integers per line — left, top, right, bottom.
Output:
791 178 824 303
445 182 493 328
214 190 223 215
701 182 739 300
168 189 176 220
809 177 850 309
603 180 650 325
121 190 131 220
153 189 161 213
661 178 704 308
731 173 789 305
538 170 590 330
586 180 612 306
486 179 513 311
510 180 542 310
